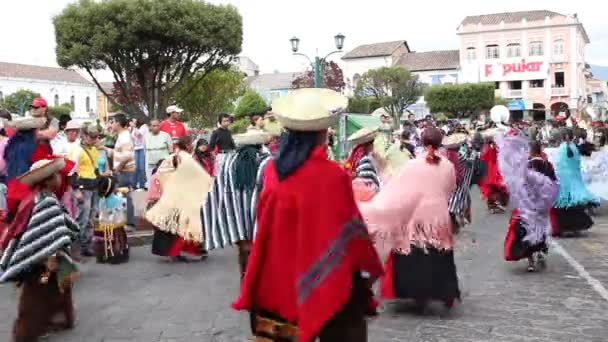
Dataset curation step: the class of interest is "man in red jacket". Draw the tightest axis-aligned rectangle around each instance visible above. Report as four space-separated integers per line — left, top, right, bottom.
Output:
159 105 187 143
232 89 383 342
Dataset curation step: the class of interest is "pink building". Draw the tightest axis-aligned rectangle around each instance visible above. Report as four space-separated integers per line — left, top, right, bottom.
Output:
458 10 590 120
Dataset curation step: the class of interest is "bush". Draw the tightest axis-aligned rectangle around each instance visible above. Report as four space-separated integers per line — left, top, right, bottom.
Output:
229 118 249 134
346 96 382 114
48 104 72 119
234 90 268 119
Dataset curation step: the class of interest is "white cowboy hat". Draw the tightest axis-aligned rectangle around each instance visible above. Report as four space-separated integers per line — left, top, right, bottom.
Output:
234 129 272 146
490 105 510 124
348 127 378 146
271 88 347 131
64 120 81 131
1 117 46 131
166 105 184 114
18 158 65 186
442 133 468 147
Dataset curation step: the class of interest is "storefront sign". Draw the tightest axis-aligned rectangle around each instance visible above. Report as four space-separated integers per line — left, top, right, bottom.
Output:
481 58 548 82
508 100 526 111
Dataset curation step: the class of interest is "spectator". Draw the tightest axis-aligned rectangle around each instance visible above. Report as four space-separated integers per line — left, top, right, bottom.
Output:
248 113 264 131
130 117 148 189
54 120 81 157
106 113 136 232
263 111 282 137
145 119 173 184
70 125 102 257
160 105 187 143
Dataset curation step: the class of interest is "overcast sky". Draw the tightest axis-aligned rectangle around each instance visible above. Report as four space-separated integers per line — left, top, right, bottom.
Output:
1 0 606 80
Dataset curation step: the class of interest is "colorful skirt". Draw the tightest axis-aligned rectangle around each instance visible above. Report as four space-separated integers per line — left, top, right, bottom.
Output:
504 211 547 261
93 224 129 264
552 205 593 235
151 229 204 257
381 246 460 304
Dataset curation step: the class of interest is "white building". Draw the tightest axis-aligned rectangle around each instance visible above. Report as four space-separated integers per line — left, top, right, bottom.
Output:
245 72 300 104
0 62 97 119
234 56 260 77
341 40 411 95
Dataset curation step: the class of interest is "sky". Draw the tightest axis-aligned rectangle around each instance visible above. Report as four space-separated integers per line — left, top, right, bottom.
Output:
1 0 607 80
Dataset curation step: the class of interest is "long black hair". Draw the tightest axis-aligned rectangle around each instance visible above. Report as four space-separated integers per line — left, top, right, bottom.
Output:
274 129 321 181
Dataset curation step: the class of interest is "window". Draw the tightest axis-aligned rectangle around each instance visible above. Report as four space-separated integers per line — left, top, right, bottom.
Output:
530 80 545 88
495 82 500 90
485 44 499 59
529 41 544 56
70 95 75 110
86 96 90 112
54 94 59 106
466 47 476 61
553 39 565 56
509 81 522 90
554 72 565 87
506 43 521 58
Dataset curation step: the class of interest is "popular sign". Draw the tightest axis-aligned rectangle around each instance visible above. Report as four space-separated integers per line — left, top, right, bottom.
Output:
480 58 548 82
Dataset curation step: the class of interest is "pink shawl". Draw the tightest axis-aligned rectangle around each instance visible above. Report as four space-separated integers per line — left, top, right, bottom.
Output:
359 156 456 255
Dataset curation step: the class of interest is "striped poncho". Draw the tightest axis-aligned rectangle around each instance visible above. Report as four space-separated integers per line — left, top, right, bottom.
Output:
0 193 79 283
204 152 272 251
448 145 482 218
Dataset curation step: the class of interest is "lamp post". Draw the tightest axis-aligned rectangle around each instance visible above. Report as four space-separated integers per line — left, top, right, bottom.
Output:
290 33 345 88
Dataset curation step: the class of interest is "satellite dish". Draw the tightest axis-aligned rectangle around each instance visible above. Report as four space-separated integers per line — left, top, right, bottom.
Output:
490 105 510 124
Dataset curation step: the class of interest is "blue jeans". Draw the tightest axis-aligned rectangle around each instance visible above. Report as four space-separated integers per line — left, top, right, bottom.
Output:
76 189 97 251
134 149 147 189
116 171 135 227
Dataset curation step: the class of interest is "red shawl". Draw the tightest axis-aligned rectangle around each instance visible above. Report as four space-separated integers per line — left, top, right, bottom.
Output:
232 147 383 342
479 142 507 199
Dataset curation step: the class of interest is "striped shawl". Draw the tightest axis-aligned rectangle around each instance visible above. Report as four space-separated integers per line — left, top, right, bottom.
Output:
0 193 78 283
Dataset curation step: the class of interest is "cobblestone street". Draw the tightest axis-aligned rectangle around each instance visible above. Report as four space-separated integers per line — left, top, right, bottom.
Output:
2 192 608 342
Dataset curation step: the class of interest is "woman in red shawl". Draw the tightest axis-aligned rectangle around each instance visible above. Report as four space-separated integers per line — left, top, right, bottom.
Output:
479 131 509 213
233 89 383 342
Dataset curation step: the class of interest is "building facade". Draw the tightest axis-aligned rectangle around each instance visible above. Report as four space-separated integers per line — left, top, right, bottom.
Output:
234 56 260 77
341 40 411 96
0 62 97 119
244 72 299 104
458 10 590 120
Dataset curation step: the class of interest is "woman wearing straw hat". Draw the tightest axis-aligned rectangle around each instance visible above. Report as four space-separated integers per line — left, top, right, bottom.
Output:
232 89 383 342
205 129 271 277
345 127 383 202
0 158 79 342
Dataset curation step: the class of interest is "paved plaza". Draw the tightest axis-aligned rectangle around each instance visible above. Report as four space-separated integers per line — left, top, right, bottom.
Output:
2 192 608 341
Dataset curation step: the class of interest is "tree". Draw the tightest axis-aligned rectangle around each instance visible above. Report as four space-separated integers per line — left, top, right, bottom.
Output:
425 83 495 118
495 96 508 106
346 96 382 114
356 66 424 127
175 67 244 128
2 89 41 114
54 0 243 119
234 90 268 119
291 61 345 92
48 103 73 118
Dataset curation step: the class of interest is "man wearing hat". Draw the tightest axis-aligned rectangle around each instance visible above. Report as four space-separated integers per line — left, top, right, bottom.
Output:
204 128 272 279
232 89 383 342
0 158 79 341
160 105 187 143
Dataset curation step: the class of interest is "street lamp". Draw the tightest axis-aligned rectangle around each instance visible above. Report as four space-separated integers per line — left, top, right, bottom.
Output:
290 33 345 88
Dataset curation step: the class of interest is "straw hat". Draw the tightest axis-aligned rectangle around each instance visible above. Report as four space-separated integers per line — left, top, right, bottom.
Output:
348 127 378 145
442 133 468 147
234 128 272 146
1 117 46 131
17 158 65 186
271 88 348 131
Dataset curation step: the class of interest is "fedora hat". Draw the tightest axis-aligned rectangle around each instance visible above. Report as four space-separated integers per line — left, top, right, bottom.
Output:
271 88 348 131
348 127 378 146
234 128 272 146
18 158 65 186
1 117 46 131
442 132 468 148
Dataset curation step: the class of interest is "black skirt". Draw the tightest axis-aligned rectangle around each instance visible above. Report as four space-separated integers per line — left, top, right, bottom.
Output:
392 246 460 303
504 213 547 262
151 229 178 257
553 205 593 235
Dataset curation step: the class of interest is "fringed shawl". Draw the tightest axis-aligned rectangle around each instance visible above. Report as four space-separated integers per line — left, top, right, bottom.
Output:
553 142 599 208
145 151 212 242
359 156 456 255
496 134 559 245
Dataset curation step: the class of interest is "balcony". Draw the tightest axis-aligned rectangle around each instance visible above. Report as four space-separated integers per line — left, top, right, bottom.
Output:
507 89 523 98
551 87 568 96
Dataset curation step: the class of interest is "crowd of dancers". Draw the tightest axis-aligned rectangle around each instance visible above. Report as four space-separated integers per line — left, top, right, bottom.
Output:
1 88 606 341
